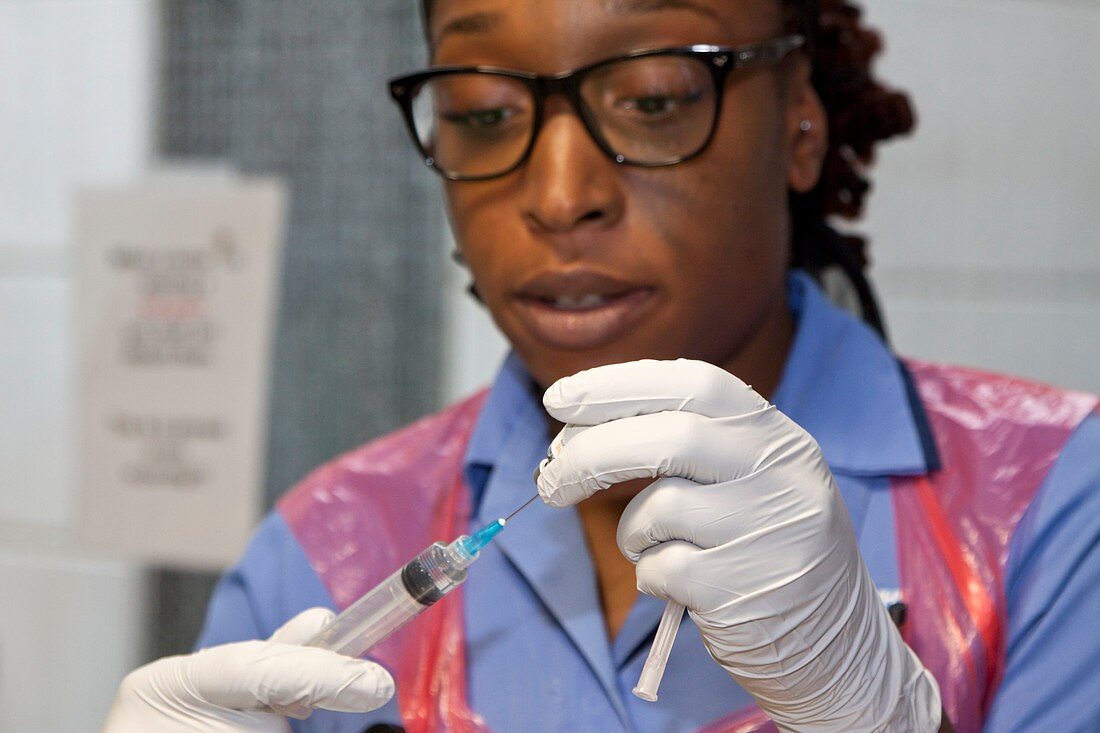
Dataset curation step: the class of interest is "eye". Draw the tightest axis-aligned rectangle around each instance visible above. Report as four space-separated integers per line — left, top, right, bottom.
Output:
441 107 517 129
614 90 705 121
625 96 673 116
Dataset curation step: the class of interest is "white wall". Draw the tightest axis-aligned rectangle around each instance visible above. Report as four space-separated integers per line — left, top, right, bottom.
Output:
441 229 509 402
0 1 156 730
443 0 1100 399
861 0 1100 394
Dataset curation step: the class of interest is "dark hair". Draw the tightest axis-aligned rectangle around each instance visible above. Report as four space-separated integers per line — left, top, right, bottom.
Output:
420 0 915 336
784 0 915 336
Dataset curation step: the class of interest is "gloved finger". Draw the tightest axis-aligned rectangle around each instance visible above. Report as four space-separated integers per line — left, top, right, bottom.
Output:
264 608 342 719
190 642 395 714
543 359 769 425
617 474 847 594
617 473 838 562
634 541 764 617
537 408 800 507
632 539 709 607
268 607 336 645
615 476 774 560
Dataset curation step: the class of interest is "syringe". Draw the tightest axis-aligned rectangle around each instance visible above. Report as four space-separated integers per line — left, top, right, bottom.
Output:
306 497 537 659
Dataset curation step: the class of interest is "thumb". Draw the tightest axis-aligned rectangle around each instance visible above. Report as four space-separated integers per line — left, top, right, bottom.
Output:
269 607 336 645
189 641 396 714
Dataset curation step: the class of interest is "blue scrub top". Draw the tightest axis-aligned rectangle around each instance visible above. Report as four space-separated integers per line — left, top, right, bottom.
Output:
197 272 1100 733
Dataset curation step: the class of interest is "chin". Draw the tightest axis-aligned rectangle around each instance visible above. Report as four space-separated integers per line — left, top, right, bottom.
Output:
516 339 680 390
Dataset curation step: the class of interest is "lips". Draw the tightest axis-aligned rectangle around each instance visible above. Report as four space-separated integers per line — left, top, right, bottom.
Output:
513 269 656 350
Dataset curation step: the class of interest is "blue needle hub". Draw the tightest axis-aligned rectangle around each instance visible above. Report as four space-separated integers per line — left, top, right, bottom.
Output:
459 518 507 556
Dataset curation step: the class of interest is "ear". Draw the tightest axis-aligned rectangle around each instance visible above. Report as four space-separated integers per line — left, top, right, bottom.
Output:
783 56 828 194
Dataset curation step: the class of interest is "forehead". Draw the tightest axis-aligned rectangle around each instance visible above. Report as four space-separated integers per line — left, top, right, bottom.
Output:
429 0 783 69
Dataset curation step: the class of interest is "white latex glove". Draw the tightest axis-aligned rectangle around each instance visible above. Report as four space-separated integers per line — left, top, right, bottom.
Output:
102 607 395 733
536 359 941 732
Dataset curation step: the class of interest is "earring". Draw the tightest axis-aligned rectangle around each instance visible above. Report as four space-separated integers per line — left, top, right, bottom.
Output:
799 120 813 133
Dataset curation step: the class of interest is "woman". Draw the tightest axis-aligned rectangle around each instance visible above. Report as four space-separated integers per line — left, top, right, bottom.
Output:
103 1 1100 731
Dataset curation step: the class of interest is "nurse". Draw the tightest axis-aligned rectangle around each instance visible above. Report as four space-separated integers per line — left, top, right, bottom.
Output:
103 1 1100 732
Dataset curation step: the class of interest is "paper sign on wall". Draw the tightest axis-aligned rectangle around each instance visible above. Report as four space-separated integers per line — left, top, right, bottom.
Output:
77 176 285 569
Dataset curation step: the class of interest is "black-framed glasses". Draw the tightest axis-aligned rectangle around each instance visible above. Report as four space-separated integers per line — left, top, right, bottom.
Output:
388 35 804 181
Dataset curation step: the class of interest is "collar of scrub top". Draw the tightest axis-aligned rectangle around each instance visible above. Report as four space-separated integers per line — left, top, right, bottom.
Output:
459 269 941 717
770 269 940 476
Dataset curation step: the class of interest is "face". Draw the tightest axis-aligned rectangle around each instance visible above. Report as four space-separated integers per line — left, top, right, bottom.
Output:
428 0 827 391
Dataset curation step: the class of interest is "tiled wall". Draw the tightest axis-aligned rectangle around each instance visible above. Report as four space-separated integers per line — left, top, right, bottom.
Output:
149 0 444 661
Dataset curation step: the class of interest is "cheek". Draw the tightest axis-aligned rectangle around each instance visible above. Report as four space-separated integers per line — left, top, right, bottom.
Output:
443 184 486 254
640 134 790 286
629 121 791 358
640 84 788 247
443 182 522 292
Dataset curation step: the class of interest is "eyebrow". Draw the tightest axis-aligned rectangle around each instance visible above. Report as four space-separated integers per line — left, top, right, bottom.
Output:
606 0 723 22
433 11 504 46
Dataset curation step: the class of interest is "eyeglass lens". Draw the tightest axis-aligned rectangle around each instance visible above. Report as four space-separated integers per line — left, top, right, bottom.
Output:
409 55 717 179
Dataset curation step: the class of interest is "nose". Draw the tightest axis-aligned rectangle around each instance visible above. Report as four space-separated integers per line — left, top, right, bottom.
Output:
520 97 625 241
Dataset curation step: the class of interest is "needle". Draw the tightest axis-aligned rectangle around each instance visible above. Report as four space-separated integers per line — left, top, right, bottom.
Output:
505 493 539 522
463 493 540 555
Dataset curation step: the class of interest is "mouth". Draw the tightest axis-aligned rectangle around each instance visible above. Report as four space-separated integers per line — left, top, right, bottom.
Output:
530 292 636 310
512 269 657 351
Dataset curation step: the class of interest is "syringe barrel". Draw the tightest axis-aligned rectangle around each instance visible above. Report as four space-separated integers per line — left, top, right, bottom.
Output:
307 541 469 658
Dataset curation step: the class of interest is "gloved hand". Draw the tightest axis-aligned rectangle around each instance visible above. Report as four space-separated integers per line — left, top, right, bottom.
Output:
536 359 941 732
102 607 395 733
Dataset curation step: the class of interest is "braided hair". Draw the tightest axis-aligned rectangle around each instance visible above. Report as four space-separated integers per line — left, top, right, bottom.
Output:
783 0 916 336
419 0 916 337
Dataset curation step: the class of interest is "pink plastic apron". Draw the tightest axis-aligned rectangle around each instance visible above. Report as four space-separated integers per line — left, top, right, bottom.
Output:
279 361 1097 733
280 391 491 733
892 361 1096 732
